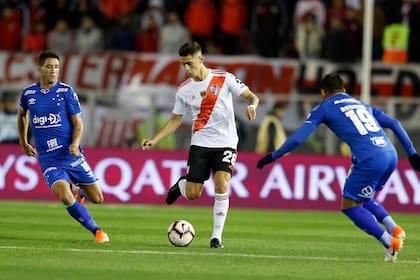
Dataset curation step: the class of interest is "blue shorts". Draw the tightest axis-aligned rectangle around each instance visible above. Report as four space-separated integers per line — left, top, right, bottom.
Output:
38 152 97 189
343 151 397 202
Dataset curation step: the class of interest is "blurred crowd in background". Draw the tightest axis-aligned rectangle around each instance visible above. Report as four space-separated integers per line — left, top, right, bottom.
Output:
0 0 419 63
1 0 420 153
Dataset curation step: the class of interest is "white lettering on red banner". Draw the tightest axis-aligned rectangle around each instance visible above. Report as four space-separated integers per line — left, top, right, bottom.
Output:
1 145 420 212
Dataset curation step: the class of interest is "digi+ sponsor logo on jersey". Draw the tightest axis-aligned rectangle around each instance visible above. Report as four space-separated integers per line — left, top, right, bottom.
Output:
32 113 62 128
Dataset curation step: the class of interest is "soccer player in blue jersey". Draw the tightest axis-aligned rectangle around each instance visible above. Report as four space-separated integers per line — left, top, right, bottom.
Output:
257 73 420 262
17 51 109 243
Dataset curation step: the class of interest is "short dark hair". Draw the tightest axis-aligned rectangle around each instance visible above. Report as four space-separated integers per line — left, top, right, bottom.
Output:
178 41 202 57
321 73 344 95
39 51 60 66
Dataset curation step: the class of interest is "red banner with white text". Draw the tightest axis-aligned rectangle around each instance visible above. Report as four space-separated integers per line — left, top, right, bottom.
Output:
1 52 420 98
1 144 419 212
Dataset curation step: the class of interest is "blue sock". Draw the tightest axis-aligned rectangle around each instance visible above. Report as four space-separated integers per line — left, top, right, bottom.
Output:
363 200 388 222
342 206 385 241
66 201 101 235
363 199 397 233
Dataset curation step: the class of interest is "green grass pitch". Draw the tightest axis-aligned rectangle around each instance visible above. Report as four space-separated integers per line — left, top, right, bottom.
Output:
0 200 419 279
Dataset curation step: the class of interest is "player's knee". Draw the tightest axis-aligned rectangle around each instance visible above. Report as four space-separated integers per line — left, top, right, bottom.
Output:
90 194 104 204
185 188 202 200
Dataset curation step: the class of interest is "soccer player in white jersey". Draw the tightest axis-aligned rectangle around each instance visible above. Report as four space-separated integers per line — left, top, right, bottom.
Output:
141 41 259 248
17 51 109 243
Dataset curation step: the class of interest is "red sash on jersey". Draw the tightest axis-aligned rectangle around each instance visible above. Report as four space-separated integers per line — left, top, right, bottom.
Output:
193 76 226 133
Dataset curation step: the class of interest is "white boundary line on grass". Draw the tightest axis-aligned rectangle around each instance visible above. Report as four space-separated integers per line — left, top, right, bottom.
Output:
1 246 420 264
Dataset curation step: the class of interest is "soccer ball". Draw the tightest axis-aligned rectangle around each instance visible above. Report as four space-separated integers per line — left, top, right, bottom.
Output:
167 220 195 247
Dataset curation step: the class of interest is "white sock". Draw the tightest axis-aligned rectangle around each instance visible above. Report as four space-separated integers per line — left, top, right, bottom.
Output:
178 178 187 199
380 231 393 248
382 216 397 234
211 193 229 241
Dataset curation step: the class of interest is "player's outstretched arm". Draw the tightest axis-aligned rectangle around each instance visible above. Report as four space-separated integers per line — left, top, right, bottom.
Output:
257 153 274 169
256 122 318 169
374 109 416 156
141 114 182 150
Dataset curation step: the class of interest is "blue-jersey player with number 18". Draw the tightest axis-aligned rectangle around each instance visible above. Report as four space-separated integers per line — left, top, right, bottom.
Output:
17 50 109 243
257 73 420 262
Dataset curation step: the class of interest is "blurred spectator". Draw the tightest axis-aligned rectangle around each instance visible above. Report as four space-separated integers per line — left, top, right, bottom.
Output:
159 11 190 54
45 0 69 30
343 7 363 60
140 0 164 31
24 0 46 33
325 0 347 30
218 0 248 55
74 16 104 54
70 0 103 29
0 91 20 144
22 21 47 53
370 2 386 60
382 17 409 63
294 0 326 27
402 0 420 62
106 14 136 51
184 0 217 53
47 19 73 54
255 100 287 154
97 0 138 22
251 0 289 57
136 13 159 52
323 17 356 62
0 6 23 51
295 11 324 60
345 0 361 11
164 0 189 21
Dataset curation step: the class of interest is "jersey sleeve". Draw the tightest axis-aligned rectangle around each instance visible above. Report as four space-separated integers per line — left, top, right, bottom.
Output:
226 72 249 96
19 90 27 111
272 105 325 159
373 107 416 156
66 88 82 116
172 91 187 115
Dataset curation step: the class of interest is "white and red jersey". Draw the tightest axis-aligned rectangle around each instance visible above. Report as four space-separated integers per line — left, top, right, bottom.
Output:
173 69 249 149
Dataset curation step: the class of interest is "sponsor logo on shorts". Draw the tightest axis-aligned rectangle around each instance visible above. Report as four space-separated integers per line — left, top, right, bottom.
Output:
358 185 374 198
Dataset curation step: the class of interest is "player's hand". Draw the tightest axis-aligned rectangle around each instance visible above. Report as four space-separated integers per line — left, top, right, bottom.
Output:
409 153 420 171
257 153 275 169
69 143 80 156
245 104 256 120
141 139 155 150
21 143 38 157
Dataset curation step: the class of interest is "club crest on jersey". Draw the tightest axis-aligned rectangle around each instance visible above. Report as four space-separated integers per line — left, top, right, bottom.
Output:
210 85 218 95
200 91 206 98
